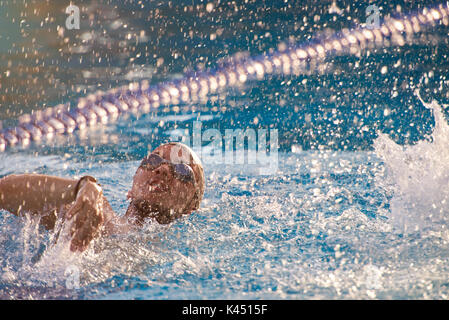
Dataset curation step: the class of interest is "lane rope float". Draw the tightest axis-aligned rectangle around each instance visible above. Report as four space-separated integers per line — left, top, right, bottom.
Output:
1 3 448 152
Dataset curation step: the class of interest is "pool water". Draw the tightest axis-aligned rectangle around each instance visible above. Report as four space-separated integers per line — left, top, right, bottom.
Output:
1 0 449 299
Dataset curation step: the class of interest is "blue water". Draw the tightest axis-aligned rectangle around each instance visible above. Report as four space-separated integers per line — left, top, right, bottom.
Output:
1 0 449 299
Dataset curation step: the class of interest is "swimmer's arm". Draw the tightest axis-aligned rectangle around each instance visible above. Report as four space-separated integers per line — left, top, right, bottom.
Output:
0 174 78 216
68 184 133 251
67 179 106 252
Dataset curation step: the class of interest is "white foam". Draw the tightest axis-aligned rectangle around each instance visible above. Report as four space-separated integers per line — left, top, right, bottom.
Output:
374 92 449 234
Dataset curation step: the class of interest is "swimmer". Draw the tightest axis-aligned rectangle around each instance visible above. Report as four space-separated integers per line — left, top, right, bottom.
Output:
0 142 205 252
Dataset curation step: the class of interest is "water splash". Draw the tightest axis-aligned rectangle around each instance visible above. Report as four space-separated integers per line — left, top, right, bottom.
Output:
3 147 449 299
1 3 448 152
374 91 449 234
0 205 171 298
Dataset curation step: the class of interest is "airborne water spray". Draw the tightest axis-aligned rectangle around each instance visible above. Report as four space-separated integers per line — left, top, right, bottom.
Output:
0 4 448 153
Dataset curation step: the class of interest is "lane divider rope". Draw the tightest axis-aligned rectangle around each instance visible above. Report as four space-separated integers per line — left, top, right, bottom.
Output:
1 3 448 152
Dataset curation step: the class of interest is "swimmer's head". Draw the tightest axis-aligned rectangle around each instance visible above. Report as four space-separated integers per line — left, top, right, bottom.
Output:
127 142 205 224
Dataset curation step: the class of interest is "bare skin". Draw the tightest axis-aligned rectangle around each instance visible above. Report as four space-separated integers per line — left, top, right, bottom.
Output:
0 143 205 252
